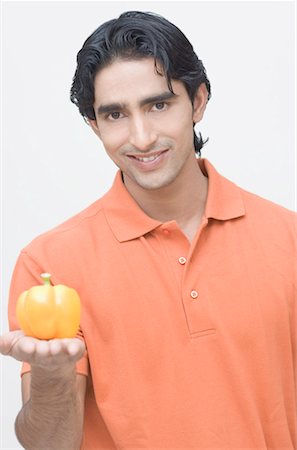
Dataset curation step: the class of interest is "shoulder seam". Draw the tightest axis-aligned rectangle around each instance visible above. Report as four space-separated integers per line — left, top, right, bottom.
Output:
22 202 106 251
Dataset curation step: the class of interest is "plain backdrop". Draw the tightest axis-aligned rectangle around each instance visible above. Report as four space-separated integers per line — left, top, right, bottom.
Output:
1 1 295 448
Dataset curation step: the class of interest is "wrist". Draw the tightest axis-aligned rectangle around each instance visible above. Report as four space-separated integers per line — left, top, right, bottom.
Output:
30 361 76 379
29 365 77 410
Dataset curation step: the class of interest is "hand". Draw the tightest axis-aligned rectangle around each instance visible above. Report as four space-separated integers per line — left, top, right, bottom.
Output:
0 330 86 371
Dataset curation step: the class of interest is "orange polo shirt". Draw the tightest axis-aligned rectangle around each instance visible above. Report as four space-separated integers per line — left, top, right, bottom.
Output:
9 159 297 449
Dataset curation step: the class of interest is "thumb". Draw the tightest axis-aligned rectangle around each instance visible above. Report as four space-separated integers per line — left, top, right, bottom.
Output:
0 330 25 355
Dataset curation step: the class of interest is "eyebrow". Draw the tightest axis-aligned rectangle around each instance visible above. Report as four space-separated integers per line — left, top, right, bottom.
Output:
96 91 177 115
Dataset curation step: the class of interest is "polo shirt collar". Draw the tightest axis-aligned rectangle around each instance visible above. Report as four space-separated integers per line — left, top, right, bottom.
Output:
102 172 162 242
200 159 246 221
102 158 245 242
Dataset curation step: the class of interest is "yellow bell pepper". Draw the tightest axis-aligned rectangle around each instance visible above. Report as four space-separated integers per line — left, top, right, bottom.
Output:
16 273 81 340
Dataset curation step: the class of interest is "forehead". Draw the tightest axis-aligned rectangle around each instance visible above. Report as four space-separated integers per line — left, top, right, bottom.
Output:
93 58 183 105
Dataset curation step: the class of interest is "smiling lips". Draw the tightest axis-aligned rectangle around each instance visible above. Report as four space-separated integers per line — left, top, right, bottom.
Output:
133 154 160 163
127 149 168 163
126 149 169 172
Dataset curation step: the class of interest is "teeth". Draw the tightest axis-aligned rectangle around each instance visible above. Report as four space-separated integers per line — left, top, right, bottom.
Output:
135 154 159 162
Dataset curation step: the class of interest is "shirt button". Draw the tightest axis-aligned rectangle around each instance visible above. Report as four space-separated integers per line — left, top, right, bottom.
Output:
163 229 170 235
190 290 199 299
178 256 187 265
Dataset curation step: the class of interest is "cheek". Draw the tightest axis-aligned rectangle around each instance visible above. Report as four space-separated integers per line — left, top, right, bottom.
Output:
167 115 194 144
98 125 127 155
165 105 194 135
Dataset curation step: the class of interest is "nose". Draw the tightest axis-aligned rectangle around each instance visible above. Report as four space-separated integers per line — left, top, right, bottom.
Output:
129 114 157 151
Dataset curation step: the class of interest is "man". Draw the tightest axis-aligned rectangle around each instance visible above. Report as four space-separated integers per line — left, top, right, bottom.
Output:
1 10 296 449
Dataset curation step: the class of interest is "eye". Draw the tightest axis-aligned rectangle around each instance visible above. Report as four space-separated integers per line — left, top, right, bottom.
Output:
107 111 123 120
152 102 167 111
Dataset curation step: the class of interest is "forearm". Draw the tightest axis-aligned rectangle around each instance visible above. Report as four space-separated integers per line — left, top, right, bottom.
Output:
15 366 83 450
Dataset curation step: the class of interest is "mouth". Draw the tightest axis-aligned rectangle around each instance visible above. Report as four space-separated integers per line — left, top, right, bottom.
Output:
126 149 169 171
127 149 168 161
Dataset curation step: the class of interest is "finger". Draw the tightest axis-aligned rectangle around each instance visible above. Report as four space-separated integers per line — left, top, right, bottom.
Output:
0 330 25 356
49 339 63 356
67 341 81 356
65 339 85 358
17 336 36 356
35 340 51 357
2 334 36 363
13 336 36 363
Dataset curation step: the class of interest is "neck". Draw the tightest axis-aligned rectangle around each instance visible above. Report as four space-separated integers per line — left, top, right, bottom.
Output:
123 157 208 241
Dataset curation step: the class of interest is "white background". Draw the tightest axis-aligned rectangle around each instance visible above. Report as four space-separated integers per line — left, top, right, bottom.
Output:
1 1 295 448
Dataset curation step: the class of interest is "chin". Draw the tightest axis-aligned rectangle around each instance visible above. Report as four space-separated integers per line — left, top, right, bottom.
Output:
134 172 177 191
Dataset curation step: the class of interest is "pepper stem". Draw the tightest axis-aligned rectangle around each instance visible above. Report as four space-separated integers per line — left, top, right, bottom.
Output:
41 273 52 286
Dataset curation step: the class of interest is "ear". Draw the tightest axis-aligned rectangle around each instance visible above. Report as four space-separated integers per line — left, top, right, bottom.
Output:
192 83 209 124
88 119 102 139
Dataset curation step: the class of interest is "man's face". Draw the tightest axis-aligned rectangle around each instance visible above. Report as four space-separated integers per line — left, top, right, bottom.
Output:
90 58 207 192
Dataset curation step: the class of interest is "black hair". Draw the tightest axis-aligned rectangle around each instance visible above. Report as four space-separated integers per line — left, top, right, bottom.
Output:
70 11 211 155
